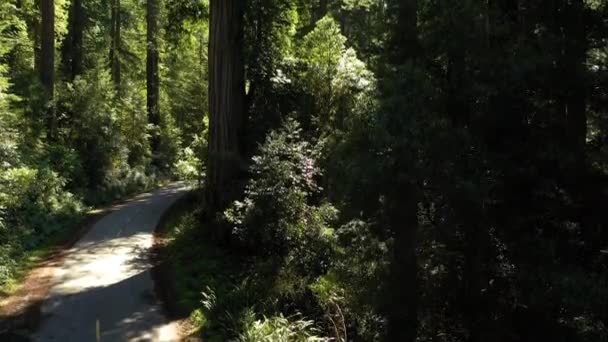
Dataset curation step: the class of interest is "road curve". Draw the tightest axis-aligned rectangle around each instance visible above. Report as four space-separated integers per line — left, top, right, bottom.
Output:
32 184 188 342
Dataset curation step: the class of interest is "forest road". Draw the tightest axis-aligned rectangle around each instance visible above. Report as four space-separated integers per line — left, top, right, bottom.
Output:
31 183 188 342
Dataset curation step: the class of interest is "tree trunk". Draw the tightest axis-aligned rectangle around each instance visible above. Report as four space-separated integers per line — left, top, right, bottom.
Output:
564 0 587 169
387 0 418 65
30 1 42 78
41 0 55 140
67 0 83 79
561 0 594 258
110 0 121 89
386 181 419 342
445 3 487 341
147 0 160 166
206 0 245 227
384 1 420 341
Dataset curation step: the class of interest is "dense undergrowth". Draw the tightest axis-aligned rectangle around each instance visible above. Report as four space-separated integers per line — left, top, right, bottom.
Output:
162 120 389 341
0 165 82 292
163 198 336 342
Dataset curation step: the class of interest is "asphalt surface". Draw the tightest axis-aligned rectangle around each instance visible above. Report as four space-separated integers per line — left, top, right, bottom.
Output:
32 184 188 342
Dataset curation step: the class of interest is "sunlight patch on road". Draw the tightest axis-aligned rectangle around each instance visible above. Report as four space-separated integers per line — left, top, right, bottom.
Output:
51 232 153 294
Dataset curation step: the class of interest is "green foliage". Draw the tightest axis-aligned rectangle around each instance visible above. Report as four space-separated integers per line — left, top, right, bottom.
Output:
0 1 606 342
299 16 345 70
295 16 374 134
225 119 335 262
50 67 156 203
239 311 330 342
0 165 83 285
174 133 206 185
163 194 331 341
110 80 150 168
311 220 389 341
56 68 118 189
162 201 254 340
0 0 27 137
0 0 170 292
243 0 300 151
164 18 208 149
156 106 183 173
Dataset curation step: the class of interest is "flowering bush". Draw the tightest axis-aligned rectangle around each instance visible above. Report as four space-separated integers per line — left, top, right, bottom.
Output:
224 118 336 262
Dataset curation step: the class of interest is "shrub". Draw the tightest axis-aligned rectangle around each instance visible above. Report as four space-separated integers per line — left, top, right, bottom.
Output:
55 69 118 190
0 165 83 285
223 118 338 335
174 134 206 185
311 220 390 341
239 310 330 342
224 118 334 259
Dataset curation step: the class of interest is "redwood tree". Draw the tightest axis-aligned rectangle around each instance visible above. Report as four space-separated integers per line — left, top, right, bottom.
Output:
41 0 55 140
147 0 160 166
206 0 245 224
383 1 420 341
63 0 84 80
110 0 121 88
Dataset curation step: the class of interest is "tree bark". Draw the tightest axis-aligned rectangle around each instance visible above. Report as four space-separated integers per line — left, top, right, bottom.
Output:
206 0 245 225
31 1 42 77
560 0 595 258
564 0 587 168
66 0 83 80
110 0 121 89
384 1 420 341
387 0 418 64
386 181 419 342
41 0 55 140
147 0 160 166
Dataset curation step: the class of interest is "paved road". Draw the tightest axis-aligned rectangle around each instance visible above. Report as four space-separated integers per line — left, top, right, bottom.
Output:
32 184 188 342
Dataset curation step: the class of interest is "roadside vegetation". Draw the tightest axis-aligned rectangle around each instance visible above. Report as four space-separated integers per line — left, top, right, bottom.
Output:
1 0 607 341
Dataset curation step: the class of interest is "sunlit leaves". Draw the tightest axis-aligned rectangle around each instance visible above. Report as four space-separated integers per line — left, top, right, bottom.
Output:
297 15 374 133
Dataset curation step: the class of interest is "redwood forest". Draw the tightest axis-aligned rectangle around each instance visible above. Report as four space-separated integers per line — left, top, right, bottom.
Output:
0 0 607 341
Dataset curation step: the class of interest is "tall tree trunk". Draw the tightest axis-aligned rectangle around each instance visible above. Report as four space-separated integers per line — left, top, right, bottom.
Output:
564 0 587 169
66 0 83 79
446 3 487 341
384 1 419 341
110 0 121 89
147 0 160 166
31 1 42 77
41 0 55 140
206 0 245 230
561 0 594 257
386 181 419 342
387 0 418 65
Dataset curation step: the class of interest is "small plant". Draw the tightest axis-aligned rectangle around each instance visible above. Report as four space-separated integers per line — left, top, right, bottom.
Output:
239 310 331 342
174 134 206 185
